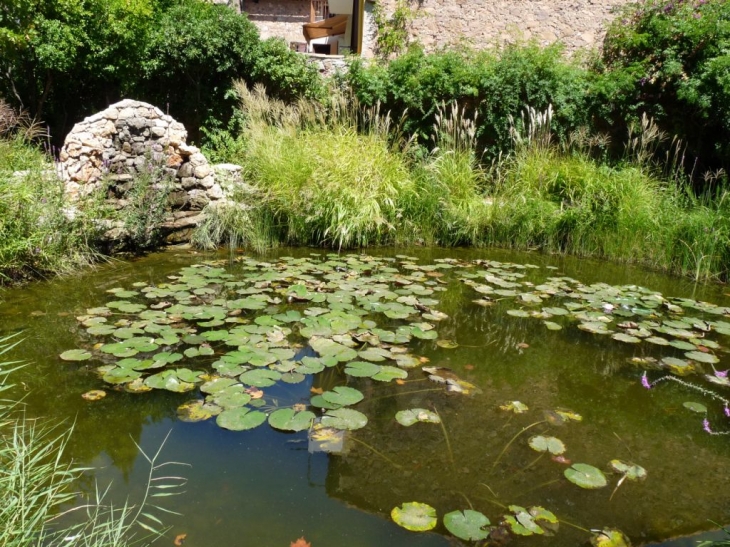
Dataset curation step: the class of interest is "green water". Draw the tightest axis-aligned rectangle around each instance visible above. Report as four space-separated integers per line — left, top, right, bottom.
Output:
1 247 729 547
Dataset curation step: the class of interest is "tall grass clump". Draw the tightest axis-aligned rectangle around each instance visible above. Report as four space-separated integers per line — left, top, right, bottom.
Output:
197 83 421 250
0 334 187 547
411 103 492 246
0 101 101 283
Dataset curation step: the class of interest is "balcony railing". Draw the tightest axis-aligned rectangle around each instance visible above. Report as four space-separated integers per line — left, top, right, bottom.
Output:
310 0 329 22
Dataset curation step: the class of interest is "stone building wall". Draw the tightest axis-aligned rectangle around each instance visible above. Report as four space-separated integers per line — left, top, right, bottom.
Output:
243 0 310 44
367 0 627 55
240 0 628 56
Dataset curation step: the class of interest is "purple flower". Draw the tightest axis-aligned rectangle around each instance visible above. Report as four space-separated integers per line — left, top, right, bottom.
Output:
641 372 652 389
715 369 728 378
724 406 730 418
703 418 713 434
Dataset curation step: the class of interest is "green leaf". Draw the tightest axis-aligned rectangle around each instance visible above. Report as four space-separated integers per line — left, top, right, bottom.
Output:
216 407 267 431
391 502 438 532
268 408 316 431
60 349 92 361
321 408 368 430
395 408 440 426
321 386 364 406
564 463 607 489
528 435 566 455
443 510 491 541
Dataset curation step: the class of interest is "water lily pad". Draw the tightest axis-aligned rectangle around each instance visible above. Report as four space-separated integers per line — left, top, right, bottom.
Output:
391 502 438 532
590 529 631 547
682 401 708 413
443 510 491 541
103 367 142 384
60 349 92 361
564 463 607 489
436 339 459 349
216 407 267 431
609 460 647 481
372 366 408 382
660 357 696 376
528 435 566 455
177 400 217 422
239 369 281 388
268 408 316 431
500 401 528 414
612 333 641 344
507 309 530 318
684 350 719 364
322 386 364 406
144 370 196 392
544 321 563 331
321 408 368 431
395 408 441 426
81 390 106 401
344 361 381 378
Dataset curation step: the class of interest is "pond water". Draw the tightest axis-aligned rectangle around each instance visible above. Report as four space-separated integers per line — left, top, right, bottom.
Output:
1 247 729 547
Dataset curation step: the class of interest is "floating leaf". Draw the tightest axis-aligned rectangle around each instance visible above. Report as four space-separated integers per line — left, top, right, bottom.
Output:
683 401 708 413
344 361 381 378
590 529 631 547
612 333 641 344
321 408 368 431
395 408 441 426
177 400 218 422
443 510 491 541
564 463 607 489
81 390 106 401
60 349 92 361
500 401 528 414
268 408 316 431
321 386 364 407
216 407 267 431
436 339 459 349
528 435 566 455
685 350 719 364
609 460 647 481
372 366 408 382
391 502 438 532
239 369 281 388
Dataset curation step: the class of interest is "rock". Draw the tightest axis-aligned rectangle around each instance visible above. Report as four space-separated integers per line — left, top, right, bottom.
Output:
58 99 242 246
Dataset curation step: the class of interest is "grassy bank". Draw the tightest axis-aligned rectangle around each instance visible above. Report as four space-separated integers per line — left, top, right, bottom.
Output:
198 85 730 282
0 119 101 284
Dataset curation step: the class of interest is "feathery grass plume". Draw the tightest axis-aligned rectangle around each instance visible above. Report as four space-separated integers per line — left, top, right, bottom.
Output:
199 82 420 250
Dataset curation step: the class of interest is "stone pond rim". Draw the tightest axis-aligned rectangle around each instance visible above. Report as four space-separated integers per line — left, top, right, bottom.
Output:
58 99 247 247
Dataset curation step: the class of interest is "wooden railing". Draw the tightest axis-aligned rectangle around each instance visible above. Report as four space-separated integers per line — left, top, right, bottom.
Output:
310 0 329 22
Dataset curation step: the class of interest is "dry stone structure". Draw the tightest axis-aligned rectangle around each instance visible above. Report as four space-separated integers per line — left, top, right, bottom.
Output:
59 99 234 245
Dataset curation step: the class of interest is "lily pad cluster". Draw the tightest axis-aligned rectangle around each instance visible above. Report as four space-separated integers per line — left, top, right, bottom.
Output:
459 260 728 380
391 502 559 542
60 254 466 433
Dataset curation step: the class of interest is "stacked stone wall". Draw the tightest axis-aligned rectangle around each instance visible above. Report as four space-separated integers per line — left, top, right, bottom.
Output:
59 99 231 245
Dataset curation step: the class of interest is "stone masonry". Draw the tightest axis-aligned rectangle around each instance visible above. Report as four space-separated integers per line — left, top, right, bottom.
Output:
375 0 630 55
58 99 232 245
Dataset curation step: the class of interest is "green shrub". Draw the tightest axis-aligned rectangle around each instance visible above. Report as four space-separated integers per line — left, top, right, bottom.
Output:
594 0 730 172
346 42 589 159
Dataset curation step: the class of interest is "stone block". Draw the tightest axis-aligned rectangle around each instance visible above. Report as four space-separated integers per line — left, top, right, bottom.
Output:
194 164 212 178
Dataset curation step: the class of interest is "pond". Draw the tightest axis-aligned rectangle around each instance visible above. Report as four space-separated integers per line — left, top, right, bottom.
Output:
1 247 729 547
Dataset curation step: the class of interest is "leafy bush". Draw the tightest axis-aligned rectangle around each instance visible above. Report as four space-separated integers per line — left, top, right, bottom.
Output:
346 42 589 159
594 0 730 171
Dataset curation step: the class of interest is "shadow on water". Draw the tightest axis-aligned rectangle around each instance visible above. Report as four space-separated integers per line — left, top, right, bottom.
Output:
1 246 729 546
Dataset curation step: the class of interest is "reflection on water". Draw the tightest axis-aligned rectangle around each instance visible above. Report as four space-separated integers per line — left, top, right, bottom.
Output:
1 247 729 547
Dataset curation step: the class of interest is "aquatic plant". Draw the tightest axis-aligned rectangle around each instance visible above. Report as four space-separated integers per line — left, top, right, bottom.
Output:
0 334 186 547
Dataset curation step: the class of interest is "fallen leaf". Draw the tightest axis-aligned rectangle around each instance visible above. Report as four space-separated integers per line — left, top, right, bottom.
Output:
395 379 406 385
245 386 264 399
419 356 430 364
516 342 530 349
290 537 311 547
310 387 323 395
173 533 187 546
293 403 307 412
464 364 475 371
